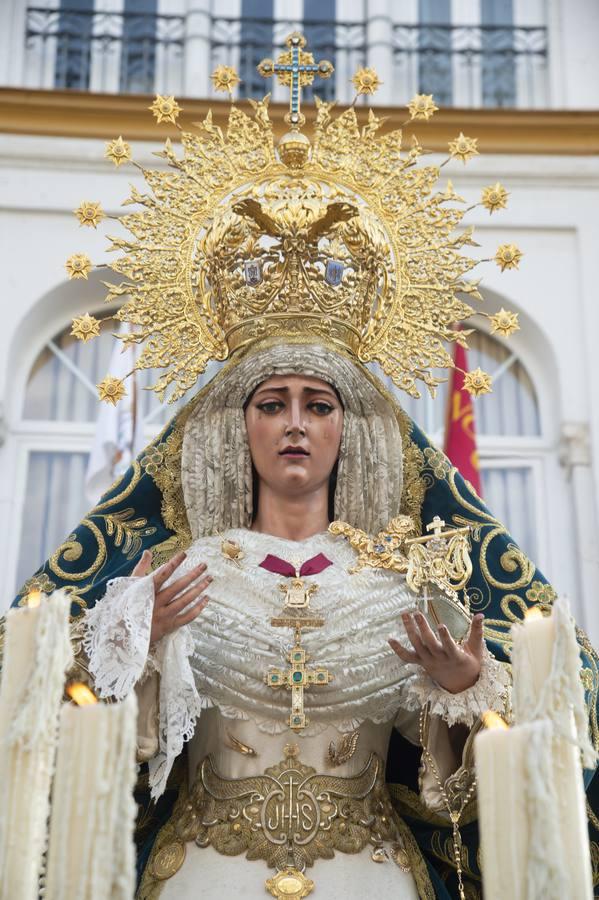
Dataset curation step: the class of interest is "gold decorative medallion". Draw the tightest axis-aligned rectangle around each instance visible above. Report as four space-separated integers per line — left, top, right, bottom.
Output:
265 867 314 899
391 842 412 872
149 840 186 880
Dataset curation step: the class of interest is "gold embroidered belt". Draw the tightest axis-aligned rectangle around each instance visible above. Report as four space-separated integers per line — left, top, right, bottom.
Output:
143 745 417 898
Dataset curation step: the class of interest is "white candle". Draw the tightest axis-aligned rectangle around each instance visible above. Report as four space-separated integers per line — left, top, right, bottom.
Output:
475 714 571 900
511 600 594 900
0 591 73 900
45 689 138 900
476 715 539 900
475 598 595 900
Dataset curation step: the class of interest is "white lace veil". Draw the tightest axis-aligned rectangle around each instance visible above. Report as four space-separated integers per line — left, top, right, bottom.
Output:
181 342 404 538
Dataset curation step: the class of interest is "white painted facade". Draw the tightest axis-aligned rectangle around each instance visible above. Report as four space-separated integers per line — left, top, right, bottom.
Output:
0 0 598 646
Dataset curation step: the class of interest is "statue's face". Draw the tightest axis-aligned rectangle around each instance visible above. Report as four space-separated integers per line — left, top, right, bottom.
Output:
244 374 343 500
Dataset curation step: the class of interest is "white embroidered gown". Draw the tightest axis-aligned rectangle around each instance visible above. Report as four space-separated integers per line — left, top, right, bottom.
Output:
84 529 507 899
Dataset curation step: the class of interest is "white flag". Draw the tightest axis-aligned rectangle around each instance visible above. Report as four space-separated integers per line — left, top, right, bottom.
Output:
85 324 145 505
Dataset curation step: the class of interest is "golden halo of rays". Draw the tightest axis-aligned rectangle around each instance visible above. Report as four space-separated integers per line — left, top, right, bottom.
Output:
62 53 523 407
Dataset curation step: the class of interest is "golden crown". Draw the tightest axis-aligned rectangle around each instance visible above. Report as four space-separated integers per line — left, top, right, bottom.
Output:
67 31 521 405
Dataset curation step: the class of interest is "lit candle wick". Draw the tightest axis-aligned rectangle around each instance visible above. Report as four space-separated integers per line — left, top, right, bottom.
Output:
524 605 544 620
66 683 98 706
26 590 42 608
481 710 509 730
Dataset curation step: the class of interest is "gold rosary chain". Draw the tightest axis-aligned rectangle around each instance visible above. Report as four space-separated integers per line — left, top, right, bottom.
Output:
418 709 477 900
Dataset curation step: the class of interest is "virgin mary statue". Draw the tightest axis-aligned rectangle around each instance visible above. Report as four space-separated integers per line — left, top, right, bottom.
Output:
12 35 599 899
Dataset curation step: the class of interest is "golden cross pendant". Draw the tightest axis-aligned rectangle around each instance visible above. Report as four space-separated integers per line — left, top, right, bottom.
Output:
265 628 333 731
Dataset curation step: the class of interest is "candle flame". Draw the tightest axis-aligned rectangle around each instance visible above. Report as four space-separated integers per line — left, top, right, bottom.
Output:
524 605 544 620
66 683 98 706
26 590 42 608
482 711 509 730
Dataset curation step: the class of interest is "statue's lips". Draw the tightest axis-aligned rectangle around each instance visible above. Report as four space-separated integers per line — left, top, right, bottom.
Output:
279 447 310 456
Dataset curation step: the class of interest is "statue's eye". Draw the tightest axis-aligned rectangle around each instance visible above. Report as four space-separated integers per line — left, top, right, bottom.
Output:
257 401 283 414
309 402 334 416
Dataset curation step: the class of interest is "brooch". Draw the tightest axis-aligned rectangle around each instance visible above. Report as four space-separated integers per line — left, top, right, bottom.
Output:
220 536 244 567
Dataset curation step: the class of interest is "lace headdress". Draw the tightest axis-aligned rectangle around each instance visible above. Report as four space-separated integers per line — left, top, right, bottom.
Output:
180 342 405 538
65 31 521 409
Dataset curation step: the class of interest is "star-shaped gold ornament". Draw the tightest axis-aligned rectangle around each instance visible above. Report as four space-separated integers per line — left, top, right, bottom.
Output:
463 368 492 397
71 313 101 342
489 308 520 337
65 253 92 280
448 133 479 163
74 201 105 228
97 376 127 406
351 67 381 95
211 65 240 94
407 93 438 120
149 94 181 125
481 182 508 213
494 243 523 271
105 136 131 167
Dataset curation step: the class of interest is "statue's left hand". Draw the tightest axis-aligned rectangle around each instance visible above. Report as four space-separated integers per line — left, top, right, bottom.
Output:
388 611 485 694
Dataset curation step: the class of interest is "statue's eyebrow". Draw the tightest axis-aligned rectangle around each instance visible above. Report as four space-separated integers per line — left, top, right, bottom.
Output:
252 385 337 398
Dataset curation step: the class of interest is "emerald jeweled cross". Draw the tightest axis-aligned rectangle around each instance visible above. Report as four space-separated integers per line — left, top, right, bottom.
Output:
265 630 333 731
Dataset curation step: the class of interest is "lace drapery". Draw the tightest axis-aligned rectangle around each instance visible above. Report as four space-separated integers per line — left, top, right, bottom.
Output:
83 529 508 797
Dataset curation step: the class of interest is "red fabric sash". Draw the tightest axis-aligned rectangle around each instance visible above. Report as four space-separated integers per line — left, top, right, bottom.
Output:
259 553 333 577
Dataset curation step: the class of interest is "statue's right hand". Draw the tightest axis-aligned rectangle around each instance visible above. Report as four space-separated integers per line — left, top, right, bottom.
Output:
132 550 211 644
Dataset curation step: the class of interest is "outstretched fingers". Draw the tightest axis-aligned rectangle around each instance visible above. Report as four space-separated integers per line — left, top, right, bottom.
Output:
169 593 210 631
131 549 153 577
401 611 434 659
152 550 187 592
158 563 207 606
464 613 485 659
167 574 212 615
388 637 419 663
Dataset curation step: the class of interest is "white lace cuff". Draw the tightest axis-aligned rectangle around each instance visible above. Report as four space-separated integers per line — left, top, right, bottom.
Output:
400 644 510 728
83 574 155 699
83 573 204 800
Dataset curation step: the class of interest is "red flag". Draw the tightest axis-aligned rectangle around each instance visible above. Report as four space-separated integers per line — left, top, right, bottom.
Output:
444 341 482 496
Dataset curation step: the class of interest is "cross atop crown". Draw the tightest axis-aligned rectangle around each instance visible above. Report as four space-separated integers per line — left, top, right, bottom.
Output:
257 32 334 129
